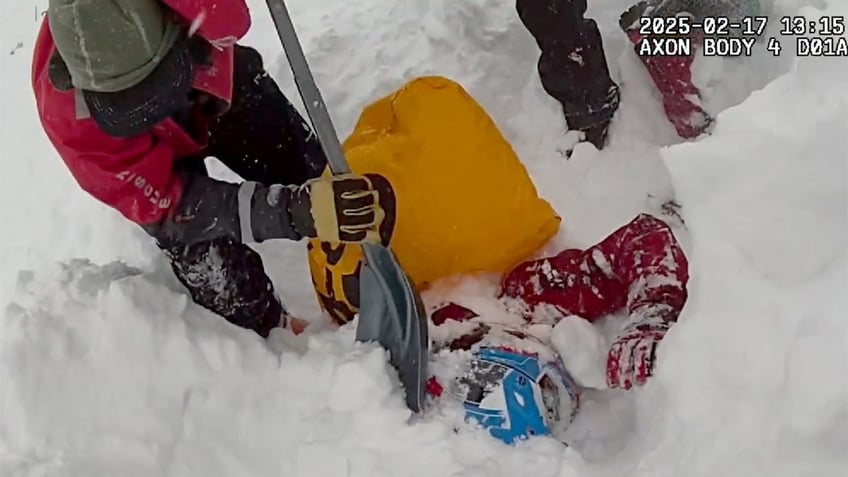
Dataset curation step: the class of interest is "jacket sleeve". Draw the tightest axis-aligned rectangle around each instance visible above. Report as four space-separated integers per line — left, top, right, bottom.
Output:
41 110 311 247
499 213 689 322
144 174 315 247
162 0 251 45
48 116 185 227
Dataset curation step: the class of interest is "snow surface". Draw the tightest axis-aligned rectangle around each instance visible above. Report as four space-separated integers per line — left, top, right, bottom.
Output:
1 0 846 476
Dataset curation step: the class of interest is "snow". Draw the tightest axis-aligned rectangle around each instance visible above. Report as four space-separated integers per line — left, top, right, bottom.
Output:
550 316 609 391
1 0 846 476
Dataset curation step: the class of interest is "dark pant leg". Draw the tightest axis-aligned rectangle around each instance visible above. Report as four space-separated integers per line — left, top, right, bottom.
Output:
159 158 283 338
516 0 620 145
163 236 283 337
207 44 328 186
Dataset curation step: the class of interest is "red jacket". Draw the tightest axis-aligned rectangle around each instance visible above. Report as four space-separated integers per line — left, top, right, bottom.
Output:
32 0 251 226
431 214 689 350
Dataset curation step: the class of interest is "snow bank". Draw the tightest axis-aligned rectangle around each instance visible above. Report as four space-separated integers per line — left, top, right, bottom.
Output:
0 3 151 308
0 259 592 476
623 1 848 475
1 0 846 476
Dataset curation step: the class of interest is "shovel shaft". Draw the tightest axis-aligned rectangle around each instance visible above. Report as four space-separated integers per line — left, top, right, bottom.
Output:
263 0 350 175
264 0 392 265
264 0 429 412
263 0 387 267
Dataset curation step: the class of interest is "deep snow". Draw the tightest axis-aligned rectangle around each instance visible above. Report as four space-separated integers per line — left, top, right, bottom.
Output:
1 0 846 476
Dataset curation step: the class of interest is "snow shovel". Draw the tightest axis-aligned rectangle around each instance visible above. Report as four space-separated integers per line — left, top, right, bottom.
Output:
265 0 429 413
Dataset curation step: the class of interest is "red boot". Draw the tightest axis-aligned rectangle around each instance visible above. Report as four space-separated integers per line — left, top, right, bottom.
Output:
619 3 713 139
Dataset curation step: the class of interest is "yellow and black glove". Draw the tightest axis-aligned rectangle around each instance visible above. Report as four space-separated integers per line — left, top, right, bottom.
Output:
291 173 395 245
141 172 395 248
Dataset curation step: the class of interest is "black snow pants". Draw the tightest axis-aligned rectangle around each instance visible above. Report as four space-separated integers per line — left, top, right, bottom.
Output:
516 0 621 146
161 45 327 338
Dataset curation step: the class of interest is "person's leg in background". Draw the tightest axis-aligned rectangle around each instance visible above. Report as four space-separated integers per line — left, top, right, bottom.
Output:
516 0 621 149
617 0 763 139
618 1 711 139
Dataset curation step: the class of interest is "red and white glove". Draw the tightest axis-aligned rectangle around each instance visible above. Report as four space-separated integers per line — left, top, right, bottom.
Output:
606 313 671 390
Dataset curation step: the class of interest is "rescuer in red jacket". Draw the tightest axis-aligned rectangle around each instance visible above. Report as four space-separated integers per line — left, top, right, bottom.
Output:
33 0 394 338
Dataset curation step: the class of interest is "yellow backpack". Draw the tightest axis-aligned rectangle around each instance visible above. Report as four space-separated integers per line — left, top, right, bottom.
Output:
307 76 561 324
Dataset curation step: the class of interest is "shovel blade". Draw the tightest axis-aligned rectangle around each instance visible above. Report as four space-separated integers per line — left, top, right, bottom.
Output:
356 244 429 413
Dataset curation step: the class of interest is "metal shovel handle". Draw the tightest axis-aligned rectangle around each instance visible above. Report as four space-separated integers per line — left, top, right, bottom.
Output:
264 0 351 175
